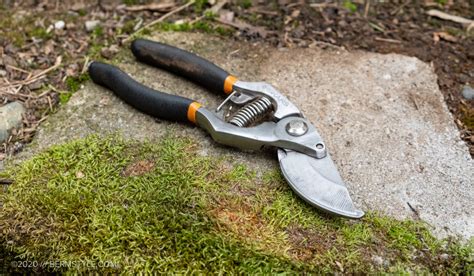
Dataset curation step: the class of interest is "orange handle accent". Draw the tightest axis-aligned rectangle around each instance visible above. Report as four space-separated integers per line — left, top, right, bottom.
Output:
187 102 202 124
224 75 237 94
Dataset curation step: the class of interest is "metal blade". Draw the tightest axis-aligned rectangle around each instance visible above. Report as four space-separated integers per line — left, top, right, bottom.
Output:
277 148 364 219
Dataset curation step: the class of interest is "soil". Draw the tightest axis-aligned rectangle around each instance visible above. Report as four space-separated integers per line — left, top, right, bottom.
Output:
0 0 473 156
230 1 474 156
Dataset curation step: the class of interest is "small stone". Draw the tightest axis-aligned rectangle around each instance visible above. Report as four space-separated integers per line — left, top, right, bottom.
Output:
440 253 450 261
338 20 348 27
0 69 6 77
461 85 474 100
0 102 26 143
372 255 384 266
85 20 100 32
28 80 43 90
54 20 65 30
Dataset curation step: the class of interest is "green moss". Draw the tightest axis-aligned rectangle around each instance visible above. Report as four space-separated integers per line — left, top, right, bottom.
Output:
122 0 139 6
204 10 217 19
192 21 213 33
146 21 233 37
77 9 87 16
445 27 464 37
194 0 208 13
58 92 72 104
460 105 474 130
238 0 252 9
28 27 52 40
0 11 54 47
215 26 234 36
0 16 24 46
92 25 104 37
1 135 472 273
120 19 136 34
1 135 311 273
158 22 193 32
343 0 357 13
66 73 90 93
56 73 91 105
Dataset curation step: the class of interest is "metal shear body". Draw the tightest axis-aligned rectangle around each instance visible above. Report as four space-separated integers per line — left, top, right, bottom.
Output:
89 39 364 218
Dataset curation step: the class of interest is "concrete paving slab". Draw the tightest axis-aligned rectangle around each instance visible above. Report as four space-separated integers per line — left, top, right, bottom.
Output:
17 32 473 239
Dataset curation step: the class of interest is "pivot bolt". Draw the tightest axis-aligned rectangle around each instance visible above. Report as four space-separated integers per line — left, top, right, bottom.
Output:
286 120 308 136
315 142 327 159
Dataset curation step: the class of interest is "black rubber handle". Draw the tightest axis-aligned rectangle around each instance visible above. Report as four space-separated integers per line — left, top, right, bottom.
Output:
131 39 233 94
88 61 194 123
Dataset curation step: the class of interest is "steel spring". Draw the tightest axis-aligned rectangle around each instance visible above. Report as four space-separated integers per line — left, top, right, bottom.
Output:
229 97 273 127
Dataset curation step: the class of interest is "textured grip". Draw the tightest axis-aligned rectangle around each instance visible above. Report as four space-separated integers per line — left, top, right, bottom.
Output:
131 39 234 94
89 61 194 123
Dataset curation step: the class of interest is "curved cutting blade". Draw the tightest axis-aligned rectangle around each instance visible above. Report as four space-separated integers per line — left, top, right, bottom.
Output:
277 149 364 219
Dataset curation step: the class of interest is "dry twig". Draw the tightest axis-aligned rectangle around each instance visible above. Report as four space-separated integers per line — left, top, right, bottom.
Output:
374 37 402 44
391 0 411 15
0 56 62 91
427 9 474 29
363 0 370 18
123 1 195 43
124 3 176 12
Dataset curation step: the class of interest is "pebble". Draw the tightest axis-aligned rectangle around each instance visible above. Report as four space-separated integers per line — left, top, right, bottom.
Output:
440 253 450 261
28 80 43 90
0 69 6 77
461 85 474 100
0 102 26 143
85 20 100 32
371 255 384 266
54 20 65 30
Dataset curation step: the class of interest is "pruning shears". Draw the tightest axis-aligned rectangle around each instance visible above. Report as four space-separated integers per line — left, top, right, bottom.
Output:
88 39 364 218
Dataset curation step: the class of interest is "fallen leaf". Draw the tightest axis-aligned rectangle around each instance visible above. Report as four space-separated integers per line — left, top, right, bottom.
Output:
291 9 300 18
44 40 55 55
433 32 458 43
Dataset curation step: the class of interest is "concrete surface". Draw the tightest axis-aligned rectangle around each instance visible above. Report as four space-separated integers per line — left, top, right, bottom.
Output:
16 32 473 239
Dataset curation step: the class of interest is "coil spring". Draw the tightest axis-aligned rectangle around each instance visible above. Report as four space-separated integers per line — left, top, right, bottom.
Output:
228 97 273 127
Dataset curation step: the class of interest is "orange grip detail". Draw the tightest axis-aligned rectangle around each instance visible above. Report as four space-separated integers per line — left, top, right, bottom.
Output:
224 75 237 94
187 102 202 124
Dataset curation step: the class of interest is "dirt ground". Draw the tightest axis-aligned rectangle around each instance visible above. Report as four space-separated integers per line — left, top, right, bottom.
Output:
0 0 473 157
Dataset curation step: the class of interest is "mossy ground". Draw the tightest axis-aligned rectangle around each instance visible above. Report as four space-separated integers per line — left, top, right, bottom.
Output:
1 135 472 273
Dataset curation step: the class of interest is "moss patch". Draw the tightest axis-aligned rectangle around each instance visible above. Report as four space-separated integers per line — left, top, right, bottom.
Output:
1 135 473 273
460 103 474 129
127 21 233 45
